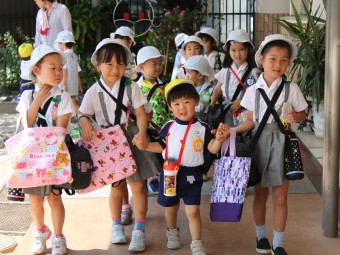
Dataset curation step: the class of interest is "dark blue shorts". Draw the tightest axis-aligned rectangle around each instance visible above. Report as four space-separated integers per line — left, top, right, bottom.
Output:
157 166 203 207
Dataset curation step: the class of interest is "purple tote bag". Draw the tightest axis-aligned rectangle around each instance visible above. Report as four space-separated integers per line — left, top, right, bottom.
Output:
210 128 251 222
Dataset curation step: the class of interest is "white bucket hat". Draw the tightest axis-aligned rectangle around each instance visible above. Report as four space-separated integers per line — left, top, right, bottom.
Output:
110 26 136 46
223 29 254 51
195 27 219 46
175 33 188 49
255 34 298 68
91 38 132 66
29 44 66 80
184 55 215 82
181 35 206 54
55 30 75 43
136 46 166 72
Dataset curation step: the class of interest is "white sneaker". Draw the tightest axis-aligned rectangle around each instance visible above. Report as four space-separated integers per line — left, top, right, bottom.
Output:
32 226 52 254
190 240 206 255
52 236 67 255
128 230 146 252
166 228 180 250
111 224 127 244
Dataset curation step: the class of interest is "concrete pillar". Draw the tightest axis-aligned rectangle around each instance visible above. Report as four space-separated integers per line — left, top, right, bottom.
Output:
322 0 339 238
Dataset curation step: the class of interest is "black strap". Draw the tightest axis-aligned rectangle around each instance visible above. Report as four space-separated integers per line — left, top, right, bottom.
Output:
114 78 126 125
37 97 53 127
249 78 286 152
147 82 162 101
97 79 136 122
220 67 253 121
258 89 291 136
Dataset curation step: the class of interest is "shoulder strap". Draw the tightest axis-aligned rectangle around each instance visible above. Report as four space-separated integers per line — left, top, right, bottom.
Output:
36 97 53 127
220 67 252 122
249 78 286 151
147 82 162 102
97 78 136 125
257 82 291 136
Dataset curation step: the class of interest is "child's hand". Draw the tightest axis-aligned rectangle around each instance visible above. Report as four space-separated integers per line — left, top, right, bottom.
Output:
284 111 299 124
33 84 52 106
80 120 94 141
215 123 229 142
133 133 148 150
230 99 242 111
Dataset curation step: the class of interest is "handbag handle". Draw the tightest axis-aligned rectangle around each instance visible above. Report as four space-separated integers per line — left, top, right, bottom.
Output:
220 128 236 157
14 111 53 134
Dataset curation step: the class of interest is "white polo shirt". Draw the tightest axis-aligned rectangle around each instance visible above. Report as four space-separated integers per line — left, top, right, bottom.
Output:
241 74 308 123
204 49 225 69
159 119 213 167
16 85 75 132
215 62 249 100
79 77 147 126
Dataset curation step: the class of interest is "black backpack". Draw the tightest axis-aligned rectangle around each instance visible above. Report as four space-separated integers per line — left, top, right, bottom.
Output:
53 134 94 194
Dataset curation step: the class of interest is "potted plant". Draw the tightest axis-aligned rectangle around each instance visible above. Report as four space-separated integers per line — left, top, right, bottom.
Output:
277 0 326 137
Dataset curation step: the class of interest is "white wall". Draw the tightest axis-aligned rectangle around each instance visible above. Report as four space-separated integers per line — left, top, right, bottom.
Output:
255 0 289 14
255 0 325 19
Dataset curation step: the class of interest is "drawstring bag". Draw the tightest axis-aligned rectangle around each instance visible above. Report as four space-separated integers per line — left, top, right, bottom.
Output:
210 128 251 222
5 112 72 188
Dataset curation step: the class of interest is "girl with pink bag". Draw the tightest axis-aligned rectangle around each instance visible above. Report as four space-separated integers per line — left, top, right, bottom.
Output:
16 44 75 255
78 38 160 253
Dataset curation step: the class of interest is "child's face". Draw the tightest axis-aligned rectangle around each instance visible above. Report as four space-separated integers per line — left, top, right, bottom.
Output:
168 97 198 122
259 46 290 85
33 53 63 86
185 69 204 87
119 36 133 49
97 56 126 87
183 42 203 59
229 41 249 67
201 37 213 54
139 57 164 80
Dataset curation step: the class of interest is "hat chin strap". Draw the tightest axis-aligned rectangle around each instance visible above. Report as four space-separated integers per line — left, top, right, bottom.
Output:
142 72 157 81
37 76 54 88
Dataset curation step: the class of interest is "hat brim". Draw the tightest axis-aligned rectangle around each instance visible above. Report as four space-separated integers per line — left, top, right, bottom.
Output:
255 38 297 68
136 55 166 73
110 32 136 46
165 79 194 99
223 40 255 51
195 31 219 47
91 39 132 67
28 51 67 80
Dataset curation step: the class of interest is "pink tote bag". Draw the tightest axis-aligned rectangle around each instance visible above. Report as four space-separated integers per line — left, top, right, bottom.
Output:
76 125 137 194
5 113 72 188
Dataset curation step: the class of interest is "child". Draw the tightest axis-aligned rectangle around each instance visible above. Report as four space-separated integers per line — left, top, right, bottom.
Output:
78 38 160 252
110 26 137 80
136 46 169 194
183 55 215 121
210 29 257 127
13 43 34 102
171 33 188 80
233 34 308 255
183 55 215 181
195 27 225 73
111 27 147 221
55 30 83 114
135 79 228 255
16 44 74 255
176 35 205 79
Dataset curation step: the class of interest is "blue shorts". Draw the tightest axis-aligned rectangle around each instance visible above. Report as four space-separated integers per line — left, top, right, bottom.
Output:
157 166 203 207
